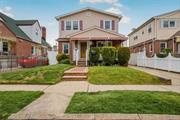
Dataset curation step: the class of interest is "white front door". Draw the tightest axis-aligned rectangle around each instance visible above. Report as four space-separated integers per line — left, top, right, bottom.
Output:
178 43 180 54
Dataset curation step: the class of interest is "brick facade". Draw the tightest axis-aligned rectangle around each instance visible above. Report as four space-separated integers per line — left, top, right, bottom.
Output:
0 21 37 56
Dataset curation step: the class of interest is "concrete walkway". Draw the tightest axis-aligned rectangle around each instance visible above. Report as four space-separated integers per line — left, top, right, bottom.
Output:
129 66 180 86
4 81 179 120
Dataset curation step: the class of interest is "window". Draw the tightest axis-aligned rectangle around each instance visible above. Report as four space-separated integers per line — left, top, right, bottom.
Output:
66 21 71 30
73 21 79 30
149 44 153 52
160 42 167 53
2 41 8 52
32 46 35 55
134 36 138 40
169 21 175 28
148 24 152 33
96 41 112 47
35 29 38 36
142 31 144 35
162 20 176 28
104 21 111 30
163 20 169 28
63 43 69 54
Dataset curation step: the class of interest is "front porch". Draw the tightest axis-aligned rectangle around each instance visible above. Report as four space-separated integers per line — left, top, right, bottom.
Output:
71 40 123 66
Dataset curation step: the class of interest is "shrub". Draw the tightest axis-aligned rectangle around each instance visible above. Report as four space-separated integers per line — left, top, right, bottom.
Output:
156 53 167 58
89 47 100 65
101 47 116 65
56 53 68 64
163 48 172 55
60 59 70 64
117 47 130 66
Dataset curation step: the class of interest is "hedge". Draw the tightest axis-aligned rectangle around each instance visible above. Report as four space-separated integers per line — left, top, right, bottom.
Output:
117 47 130 66
89 47 100 65
101 47 116 65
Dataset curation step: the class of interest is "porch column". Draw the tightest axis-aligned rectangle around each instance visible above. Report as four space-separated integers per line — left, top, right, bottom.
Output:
69 40 75 61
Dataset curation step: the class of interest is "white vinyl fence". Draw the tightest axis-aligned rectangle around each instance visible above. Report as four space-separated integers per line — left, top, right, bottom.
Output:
48 51 58 65
129 51 180 73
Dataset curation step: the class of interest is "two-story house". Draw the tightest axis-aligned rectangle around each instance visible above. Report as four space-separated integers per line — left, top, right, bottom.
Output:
128 9 180 57
0 12 49 56
56 7 127 65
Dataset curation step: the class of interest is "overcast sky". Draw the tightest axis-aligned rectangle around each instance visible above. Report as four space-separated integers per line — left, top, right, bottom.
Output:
0 0 180 46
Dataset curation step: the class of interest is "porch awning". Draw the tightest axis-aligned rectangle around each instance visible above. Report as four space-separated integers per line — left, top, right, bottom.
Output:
67 26 128 41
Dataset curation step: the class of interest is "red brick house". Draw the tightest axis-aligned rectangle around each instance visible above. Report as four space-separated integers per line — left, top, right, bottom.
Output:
128 9 180 57
0 12 50 56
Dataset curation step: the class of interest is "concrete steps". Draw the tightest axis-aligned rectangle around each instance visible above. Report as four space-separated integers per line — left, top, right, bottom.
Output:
62 67 88 81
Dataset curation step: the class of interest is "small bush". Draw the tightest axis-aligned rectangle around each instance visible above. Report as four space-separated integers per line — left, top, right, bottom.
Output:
89 47 100 65
101 47 116 65
156 53 167 58
56 53 68 63
163 48 172 55
60 59 70 64
117 47 130 66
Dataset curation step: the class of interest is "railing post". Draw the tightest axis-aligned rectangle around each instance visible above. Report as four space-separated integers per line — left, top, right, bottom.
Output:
75 48 78 66
86 49 88 66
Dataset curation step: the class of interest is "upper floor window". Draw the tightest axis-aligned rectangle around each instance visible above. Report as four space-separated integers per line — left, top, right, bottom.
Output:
66 21 71 30
148 24 152 33
134 36 138 40
35 29 38 36
162 20 176 28
104 20 111 30
73 21 79 30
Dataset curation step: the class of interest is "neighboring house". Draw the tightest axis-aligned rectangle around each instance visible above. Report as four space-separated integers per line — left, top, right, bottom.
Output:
55 7 127 65
0 12 50 56
128 9 180 57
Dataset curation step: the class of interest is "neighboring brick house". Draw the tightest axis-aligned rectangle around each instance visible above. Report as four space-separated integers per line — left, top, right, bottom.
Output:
55 7 127 65
0 12 50 56
128 9 180 57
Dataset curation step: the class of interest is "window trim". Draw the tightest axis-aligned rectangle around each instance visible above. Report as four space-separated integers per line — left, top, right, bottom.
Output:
160 42 167 53
161 20 176 28
104 20 112 30
149 43 153 52
62 43 69 55
72 20 79 30
65 21 72 30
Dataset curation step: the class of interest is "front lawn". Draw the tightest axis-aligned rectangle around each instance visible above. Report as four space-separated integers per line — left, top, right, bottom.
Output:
0 64 73 84
89 66 169 85
66 91 180 114
0 91 43 120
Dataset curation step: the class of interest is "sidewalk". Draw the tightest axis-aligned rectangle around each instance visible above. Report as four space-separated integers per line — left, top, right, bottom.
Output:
129 66 180 86
5 81 180 120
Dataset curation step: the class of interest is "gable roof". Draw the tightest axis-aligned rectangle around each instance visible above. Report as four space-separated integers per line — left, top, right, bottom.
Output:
169 30 180 39
66 26 127 41
0 12 32 41
15 20 37 26
128 9 180 36
55 7 122 20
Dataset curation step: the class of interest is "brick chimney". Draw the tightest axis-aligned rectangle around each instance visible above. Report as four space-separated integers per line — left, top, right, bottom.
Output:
41 26 46 40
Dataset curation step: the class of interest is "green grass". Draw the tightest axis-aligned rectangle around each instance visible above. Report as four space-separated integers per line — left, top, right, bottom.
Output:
0 91 43 120
88 66 169 85
66 91 180 114
0 64 73 84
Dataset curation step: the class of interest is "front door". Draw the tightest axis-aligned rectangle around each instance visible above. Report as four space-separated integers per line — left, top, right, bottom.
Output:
80 42 87 58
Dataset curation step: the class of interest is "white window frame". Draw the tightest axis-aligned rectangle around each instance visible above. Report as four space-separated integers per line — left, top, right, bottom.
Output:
149 43 153 52
147 24 152 33
160 42 167 53
96 41 112 47
72 20 79 30
161 20 176 28
62 43 69 55
104 20 112 30
65 21 72 30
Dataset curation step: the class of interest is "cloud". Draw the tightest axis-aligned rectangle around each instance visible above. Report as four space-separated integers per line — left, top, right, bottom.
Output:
0 6 14 17
80 0 130 24
105 7 122 14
